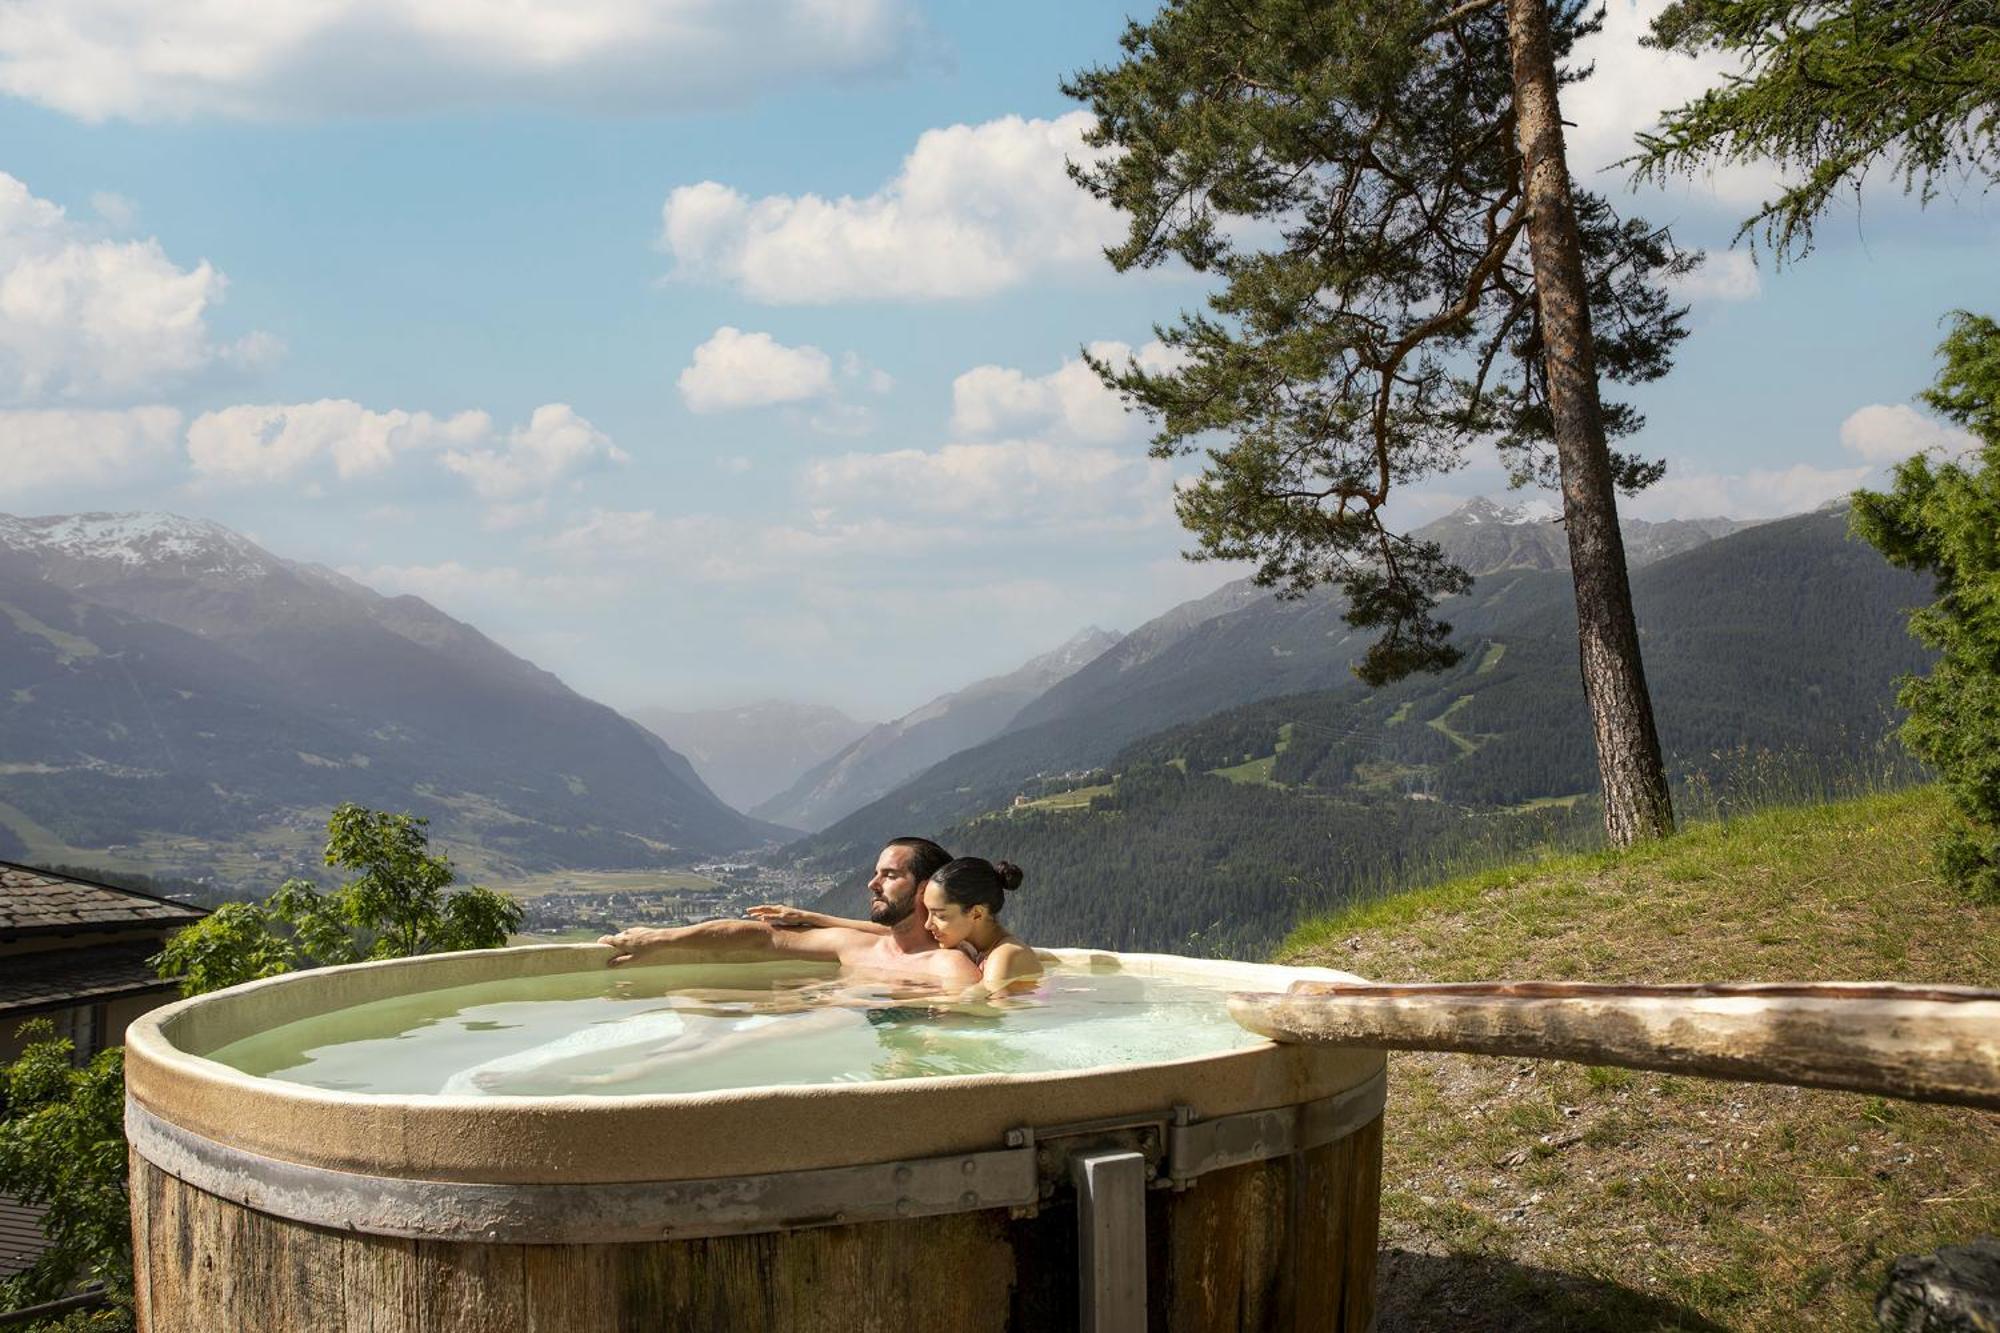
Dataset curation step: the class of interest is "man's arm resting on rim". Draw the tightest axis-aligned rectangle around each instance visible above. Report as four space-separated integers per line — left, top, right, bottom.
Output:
599 918 861 967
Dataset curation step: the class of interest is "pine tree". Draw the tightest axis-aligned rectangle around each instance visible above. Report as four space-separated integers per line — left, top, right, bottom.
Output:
1065 0 1688 843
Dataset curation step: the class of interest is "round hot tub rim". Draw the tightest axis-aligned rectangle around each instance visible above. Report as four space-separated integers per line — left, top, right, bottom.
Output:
123 945 1384 1189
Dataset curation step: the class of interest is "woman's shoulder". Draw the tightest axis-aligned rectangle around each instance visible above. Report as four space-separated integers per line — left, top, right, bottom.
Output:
982 939 1043 976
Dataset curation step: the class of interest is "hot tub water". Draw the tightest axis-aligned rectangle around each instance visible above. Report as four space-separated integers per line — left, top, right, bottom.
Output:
205 961 1270 1097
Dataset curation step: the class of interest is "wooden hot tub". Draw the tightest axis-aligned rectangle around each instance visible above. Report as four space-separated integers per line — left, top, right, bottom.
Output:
123 945 1386 1332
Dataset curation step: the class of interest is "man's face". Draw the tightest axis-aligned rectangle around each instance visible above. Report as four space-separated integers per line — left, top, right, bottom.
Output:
867 846 921 928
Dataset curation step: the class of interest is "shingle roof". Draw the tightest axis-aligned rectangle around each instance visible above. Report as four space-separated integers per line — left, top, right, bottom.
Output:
0 862 205 939
0 941 179 1014
0 1193 47 1281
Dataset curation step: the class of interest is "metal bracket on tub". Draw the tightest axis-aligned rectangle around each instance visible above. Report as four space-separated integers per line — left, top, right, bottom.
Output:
1003 1068 1388 1213
1164 1067 1387 1191
1005 1110 1170 1216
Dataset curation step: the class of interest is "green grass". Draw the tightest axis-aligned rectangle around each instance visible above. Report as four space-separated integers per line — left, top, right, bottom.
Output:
1476 641 1508 674
1012 782 1117 812
0 602 98 662
1207 721 1295 787
1281 787 1999 1330
1210 754 1279 785
1424 694 1482 756
1510 792 1589 812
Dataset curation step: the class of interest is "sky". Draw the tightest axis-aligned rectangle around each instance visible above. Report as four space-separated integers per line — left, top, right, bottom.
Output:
0 0 1993 723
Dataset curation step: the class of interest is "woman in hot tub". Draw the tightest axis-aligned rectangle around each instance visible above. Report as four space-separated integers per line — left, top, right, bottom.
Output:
466 858 1045 1092
752 856 1042 1000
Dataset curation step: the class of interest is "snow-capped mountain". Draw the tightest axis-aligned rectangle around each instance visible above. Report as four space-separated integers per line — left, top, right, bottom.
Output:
1418 496 1759 575
0 512 275 582
0 511 778 879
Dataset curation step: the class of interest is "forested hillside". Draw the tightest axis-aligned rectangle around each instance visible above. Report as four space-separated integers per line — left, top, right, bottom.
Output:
778 500 1775 880
801 509 1933 953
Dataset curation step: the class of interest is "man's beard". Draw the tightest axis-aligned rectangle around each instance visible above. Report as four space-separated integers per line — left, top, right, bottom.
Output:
869 893 915 928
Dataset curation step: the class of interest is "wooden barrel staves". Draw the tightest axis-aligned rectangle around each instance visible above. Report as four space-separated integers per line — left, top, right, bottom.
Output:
122 945 1390 1333
1226 980 2000 1110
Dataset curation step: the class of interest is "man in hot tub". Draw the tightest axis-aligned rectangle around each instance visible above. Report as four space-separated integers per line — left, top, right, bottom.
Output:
597 836 980 987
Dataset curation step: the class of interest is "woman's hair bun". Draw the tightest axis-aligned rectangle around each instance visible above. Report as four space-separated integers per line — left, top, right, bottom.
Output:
994 860 1024 892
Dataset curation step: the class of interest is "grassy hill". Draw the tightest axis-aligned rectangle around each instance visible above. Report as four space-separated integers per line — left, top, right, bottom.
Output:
1279 787 1998 1330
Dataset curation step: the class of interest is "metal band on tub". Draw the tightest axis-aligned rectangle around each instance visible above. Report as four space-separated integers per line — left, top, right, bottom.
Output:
124 1068 1386 1244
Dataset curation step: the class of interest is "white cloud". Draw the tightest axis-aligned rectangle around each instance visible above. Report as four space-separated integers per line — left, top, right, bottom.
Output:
0 0 927 122
89 191 137 229
439 403 628 499
842 351 893 394
0 405 181 496
342 560 608 614
803 401 877 437
678 326 834 413
1839 403 1981 465
542 508 852 582
185 398 625 511
951 340 1180 442
186 399 490 483
1563 0 1782 206
658 112 1124 303
1668 251 1762 303
0 172 268 401
1621 461 1874 519
803 438 1177 530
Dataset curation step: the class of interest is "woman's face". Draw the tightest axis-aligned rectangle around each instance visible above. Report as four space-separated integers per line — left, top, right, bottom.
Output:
923 884 980 948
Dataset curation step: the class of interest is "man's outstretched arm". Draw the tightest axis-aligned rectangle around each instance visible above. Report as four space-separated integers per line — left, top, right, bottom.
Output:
598 918 859 967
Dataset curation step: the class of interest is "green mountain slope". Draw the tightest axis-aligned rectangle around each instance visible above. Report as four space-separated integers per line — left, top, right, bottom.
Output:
800 510 1933 954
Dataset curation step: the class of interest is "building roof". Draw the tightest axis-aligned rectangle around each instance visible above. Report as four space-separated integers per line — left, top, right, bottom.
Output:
0 861 205 940
0 940 181 1015
0 1193 47 1281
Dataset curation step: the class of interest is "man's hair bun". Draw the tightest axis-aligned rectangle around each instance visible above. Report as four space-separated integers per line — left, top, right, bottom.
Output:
994 860 1025 892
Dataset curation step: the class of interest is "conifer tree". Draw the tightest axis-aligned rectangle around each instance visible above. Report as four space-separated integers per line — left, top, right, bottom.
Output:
1065 0 1690 843
1633 0 2000 259
1852 314 2000 900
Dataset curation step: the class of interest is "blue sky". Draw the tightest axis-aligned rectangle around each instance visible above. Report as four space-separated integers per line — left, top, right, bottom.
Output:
1 0 1993 722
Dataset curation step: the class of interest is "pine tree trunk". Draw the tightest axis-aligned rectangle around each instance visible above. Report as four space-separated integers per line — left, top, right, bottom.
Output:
1503 0 1676 846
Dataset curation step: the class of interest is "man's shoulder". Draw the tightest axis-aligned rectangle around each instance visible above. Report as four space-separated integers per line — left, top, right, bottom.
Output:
926 945 981 978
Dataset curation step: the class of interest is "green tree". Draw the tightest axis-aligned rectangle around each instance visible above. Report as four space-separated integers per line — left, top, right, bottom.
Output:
1632 0 2000 259
155 803 522 996
0 806 522 1329
1065 0 1689 844
1852 313 2000 900
0 1023 131 1327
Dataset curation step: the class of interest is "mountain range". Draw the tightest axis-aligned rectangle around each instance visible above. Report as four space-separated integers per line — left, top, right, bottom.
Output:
0 512 775 881
751 627 1125 832
787 504 1927 941
629 702 872 814
0 495 1903 923
774 495 1755 874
